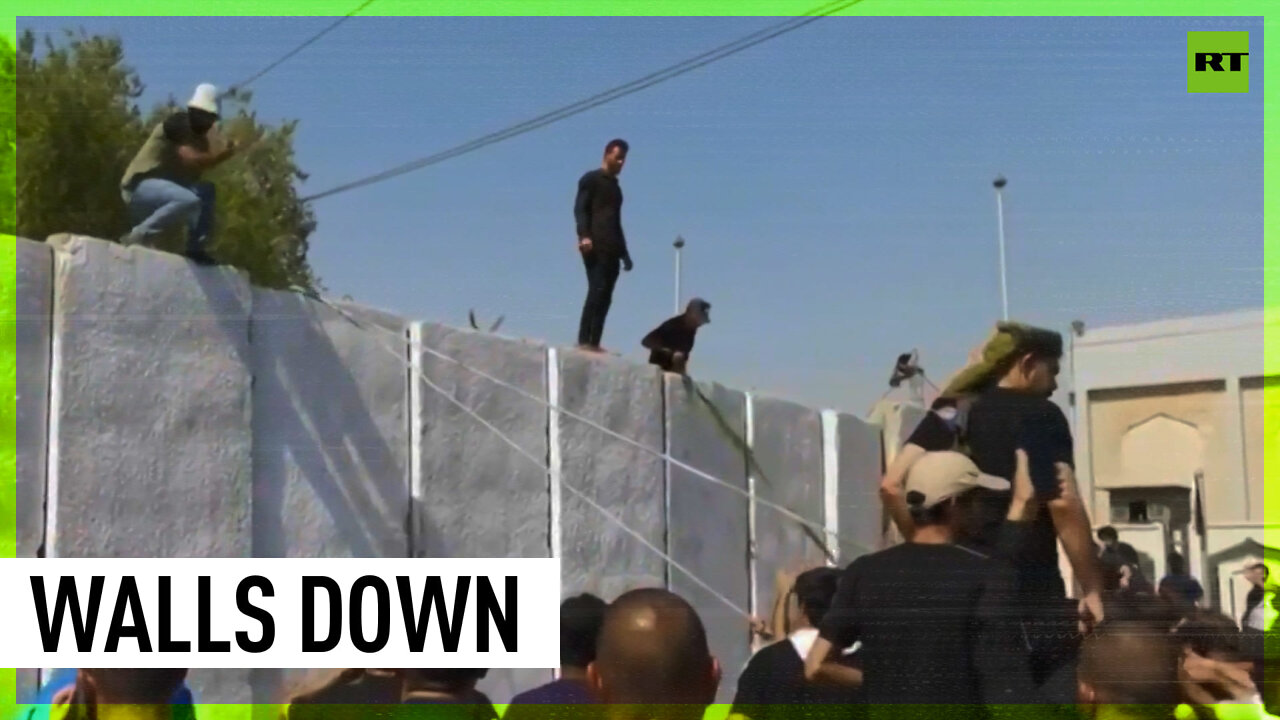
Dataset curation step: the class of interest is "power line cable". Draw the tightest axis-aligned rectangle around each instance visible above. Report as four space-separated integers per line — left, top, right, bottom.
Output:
221 0 379 98
299 0 864 203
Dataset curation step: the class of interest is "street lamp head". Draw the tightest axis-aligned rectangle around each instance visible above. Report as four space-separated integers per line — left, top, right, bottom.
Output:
673 236 685 249
993 176 1007 190
1071 319 1085 337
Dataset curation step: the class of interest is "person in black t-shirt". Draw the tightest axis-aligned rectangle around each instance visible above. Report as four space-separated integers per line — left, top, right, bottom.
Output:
879 322 1103 704
574 138 634 352
641 298 711 374
1097 526 1152 596
806 450 1040 720
730 566 863 720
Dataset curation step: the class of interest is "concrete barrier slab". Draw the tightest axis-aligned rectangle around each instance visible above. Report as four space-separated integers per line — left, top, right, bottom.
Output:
665 377 750 703
414 324 549 559
16 239 51 560
413 324 552 702
46 236 254 702
47 236 252 558
558 351 666 599
251 291 410 559
836 412 883 562
750 396 827 596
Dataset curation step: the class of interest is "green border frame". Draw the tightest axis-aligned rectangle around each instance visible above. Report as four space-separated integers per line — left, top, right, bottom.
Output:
1 3 1275 720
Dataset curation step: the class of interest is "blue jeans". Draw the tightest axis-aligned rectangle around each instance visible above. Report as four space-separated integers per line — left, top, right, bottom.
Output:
123 178 215 252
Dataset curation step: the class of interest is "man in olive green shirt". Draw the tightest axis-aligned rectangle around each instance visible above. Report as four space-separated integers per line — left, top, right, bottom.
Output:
120 83 238 265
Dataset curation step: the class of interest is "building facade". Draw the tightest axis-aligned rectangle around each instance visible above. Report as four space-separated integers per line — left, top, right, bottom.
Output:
1069 308 1277 625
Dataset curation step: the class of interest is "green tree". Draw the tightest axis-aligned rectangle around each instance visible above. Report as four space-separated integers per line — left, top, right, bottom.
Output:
1 34 16 235
17 29 320 291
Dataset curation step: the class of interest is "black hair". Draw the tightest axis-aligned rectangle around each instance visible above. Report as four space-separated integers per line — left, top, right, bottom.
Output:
792 567 841 627
1167 552 1186 575
1079 620 1180 710
605 138 629 156
401 668 487 693
82 669 188 704
1249 562 1270 580
1098 526 1119 542
1172 611 1248 663
906 491 950 528
561 593 608 668
907 487 987 532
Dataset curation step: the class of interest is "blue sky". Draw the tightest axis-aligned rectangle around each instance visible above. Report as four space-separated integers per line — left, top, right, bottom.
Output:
21 15 1264 414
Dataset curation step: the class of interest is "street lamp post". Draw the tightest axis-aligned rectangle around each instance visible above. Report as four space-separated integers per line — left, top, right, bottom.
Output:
673 236 685 314
993 176 1009 322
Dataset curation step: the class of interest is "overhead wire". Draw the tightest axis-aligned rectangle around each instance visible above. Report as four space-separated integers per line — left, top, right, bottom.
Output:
221 0 380 98
298 0 866 203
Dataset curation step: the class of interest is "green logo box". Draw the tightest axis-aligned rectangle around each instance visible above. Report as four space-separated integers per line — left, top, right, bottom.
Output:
1187 31 1249 93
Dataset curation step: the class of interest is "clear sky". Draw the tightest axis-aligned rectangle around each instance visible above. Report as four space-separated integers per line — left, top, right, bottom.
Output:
20 15 1264 414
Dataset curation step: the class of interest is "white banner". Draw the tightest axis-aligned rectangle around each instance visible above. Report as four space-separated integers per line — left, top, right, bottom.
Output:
0 558 561 669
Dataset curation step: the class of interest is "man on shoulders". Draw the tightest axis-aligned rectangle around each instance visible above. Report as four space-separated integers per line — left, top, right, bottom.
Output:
879 322 1104 704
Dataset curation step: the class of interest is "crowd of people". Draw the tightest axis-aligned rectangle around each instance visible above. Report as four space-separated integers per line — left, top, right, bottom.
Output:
22 321 1278 720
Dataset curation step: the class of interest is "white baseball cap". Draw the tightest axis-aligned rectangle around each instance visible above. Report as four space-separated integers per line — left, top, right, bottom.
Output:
187 83 220 116
905 451 1010 509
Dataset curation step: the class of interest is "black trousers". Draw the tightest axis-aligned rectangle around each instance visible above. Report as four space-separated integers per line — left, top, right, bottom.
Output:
578 251 621 347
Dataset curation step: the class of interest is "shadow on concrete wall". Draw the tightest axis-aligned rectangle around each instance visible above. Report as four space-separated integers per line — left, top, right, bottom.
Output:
246 292 409 560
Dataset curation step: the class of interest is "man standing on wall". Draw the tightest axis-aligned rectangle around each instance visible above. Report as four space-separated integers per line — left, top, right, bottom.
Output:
574 139 633 353
879 322 1104 705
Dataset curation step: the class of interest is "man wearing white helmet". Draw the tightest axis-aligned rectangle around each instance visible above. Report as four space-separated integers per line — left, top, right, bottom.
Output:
120 83 238 265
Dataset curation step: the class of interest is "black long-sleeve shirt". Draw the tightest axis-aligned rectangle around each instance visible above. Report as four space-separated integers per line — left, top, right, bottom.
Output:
574 169 628 259
642 315 697 371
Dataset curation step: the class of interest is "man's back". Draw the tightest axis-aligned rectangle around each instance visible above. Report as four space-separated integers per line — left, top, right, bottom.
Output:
910 387 1073 594
644 316 696 368
818 543 1028 716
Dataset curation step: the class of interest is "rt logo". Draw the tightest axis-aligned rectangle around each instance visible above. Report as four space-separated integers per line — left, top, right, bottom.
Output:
1187 31 1249 93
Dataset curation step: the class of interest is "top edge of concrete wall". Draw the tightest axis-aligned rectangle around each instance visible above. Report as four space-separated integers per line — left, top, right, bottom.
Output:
42 234 880 420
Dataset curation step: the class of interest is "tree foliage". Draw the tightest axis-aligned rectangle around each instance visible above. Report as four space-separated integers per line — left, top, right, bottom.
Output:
17 29 320 291
2 34 19 235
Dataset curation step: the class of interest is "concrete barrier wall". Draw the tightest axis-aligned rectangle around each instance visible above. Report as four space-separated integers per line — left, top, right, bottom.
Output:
251 290 411 559
665 378 750 704
15 239 50 560
14 238 51 706
559 352 666 598
413 323 549 558
45 235 256 704
749 395 828 599
413 324 553 703
14 236 896 706
249 292 414 704
835 412 885 561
